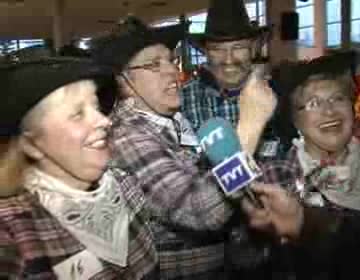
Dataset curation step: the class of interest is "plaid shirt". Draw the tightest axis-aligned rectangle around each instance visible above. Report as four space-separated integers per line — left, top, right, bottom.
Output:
259 146 360 280
259 147 303 186
0 171 158 280
110 102 237 280
180 73 240 132
180 70 286 160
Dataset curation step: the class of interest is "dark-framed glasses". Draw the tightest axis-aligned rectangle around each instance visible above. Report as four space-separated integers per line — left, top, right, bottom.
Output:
126 57 180 72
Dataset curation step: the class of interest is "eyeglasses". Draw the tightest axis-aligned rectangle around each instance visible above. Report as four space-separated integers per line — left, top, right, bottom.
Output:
126 57 180 72
296 95 351 112
207 45 251 59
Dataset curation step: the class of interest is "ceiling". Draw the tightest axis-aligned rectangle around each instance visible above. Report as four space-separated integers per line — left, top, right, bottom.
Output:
0 0 210 39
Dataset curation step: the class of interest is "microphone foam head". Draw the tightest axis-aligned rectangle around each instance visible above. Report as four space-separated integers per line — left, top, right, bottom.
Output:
197 118 241 165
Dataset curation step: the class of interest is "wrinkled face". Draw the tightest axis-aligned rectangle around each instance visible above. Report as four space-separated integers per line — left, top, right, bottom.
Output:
23 80 112 190
124 44 179 116
293 79 354 157
206 39 253 89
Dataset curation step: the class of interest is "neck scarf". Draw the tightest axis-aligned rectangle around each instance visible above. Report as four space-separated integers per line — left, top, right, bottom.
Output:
294 137 360 210
24 168 131 267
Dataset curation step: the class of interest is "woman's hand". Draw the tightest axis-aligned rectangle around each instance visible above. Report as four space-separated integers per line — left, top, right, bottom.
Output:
237 66 277 154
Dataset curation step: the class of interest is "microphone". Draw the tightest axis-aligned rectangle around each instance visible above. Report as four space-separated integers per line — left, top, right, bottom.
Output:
197 117 263 207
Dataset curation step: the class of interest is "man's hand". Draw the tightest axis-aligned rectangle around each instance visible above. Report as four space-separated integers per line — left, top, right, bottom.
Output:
241 183 304 242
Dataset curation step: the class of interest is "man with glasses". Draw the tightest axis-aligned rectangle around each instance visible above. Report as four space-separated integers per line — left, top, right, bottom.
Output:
92 14 278 279
181 0 270 133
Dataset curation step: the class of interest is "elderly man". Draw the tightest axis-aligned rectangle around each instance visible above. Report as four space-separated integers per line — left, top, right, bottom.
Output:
92 16 276 280
180 0 281 160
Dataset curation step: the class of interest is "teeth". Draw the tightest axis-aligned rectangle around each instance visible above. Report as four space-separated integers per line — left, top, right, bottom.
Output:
88 139 107 149
168 82 178 89
319 121 340 129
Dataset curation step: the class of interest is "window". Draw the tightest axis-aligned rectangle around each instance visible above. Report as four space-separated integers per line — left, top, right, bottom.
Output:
77 38 91 50
326 0 341 47
152 18 179 28
188 12 207 34
188 12 207 65
0 39 45 55
246 0 266 26
18 39 44 49
296 0 315 46
351 0 360 43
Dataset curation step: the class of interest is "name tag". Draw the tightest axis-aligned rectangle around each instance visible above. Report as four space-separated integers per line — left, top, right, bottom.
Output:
259 140 279 157
53 250 103 280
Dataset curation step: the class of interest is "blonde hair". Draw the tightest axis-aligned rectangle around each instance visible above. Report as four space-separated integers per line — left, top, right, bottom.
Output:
0 137 28 197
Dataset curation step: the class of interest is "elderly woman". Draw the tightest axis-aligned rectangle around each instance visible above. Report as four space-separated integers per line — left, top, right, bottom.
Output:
265 51 360 210
255 51 360 280
0 59 157 279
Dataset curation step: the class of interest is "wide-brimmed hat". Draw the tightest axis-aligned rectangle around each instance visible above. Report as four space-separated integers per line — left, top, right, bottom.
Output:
189 0 269 48
0 58 117 137
91 16 187 72
271 51 357 96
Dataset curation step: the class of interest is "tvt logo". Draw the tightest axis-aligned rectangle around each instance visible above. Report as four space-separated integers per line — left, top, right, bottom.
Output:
212 153 254 195
199 127 224 151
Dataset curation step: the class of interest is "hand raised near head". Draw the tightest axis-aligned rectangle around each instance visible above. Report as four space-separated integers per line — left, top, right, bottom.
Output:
239 65 277 126
237 66 278 154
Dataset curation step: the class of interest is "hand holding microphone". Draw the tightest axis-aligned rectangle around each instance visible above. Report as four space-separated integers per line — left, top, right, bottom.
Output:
197 118 263 208
237 66 278 155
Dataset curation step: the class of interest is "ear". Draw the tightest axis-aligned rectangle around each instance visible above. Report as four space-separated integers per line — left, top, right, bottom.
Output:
19 132 44 160
116 73 137 98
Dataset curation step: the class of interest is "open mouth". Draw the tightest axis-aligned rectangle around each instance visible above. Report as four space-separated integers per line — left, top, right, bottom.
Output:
319 120 342 131
85 132 109 150
166 82 179 94
87 139 108 149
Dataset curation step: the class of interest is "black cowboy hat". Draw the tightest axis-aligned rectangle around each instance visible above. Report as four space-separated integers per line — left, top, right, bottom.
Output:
0 57 117 137
271 51 357 96
189 0 270 49
91 15 187 72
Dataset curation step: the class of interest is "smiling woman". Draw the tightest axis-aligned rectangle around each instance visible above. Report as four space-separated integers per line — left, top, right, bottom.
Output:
255 50 360 280
267 50 360 210
0 58 158 279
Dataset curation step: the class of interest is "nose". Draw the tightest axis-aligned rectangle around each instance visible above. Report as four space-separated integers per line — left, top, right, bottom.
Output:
322 100 336 115
95 109 112 129
225 49 234 65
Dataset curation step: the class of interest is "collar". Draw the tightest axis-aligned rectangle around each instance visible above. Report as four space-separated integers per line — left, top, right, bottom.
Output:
120 98 199 147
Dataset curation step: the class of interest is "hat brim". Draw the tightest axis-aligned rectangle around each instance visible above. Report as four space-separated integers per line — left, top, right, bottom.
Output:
152 22 189 50
188 26 271 52
1 58 117 136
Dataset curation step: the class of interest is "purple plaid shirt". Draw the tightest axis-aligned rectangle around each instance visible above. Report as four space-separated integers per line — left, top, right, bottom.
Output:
109 102 238 279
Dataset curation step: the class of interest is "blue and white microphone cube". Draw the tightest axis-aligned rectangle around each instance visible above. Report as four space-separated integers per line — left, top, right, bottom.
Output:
212 152 262 195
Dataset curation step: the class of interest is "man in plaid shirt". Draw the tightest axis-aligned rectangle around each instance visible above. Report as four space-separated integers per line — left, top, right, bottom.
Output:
92 14 278 279
180 0 284 160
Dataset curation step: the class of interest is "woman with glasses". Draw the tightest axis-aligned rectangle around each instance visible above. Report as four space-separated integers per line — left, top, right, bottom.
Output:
267 51 360 211
257 51 360 279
